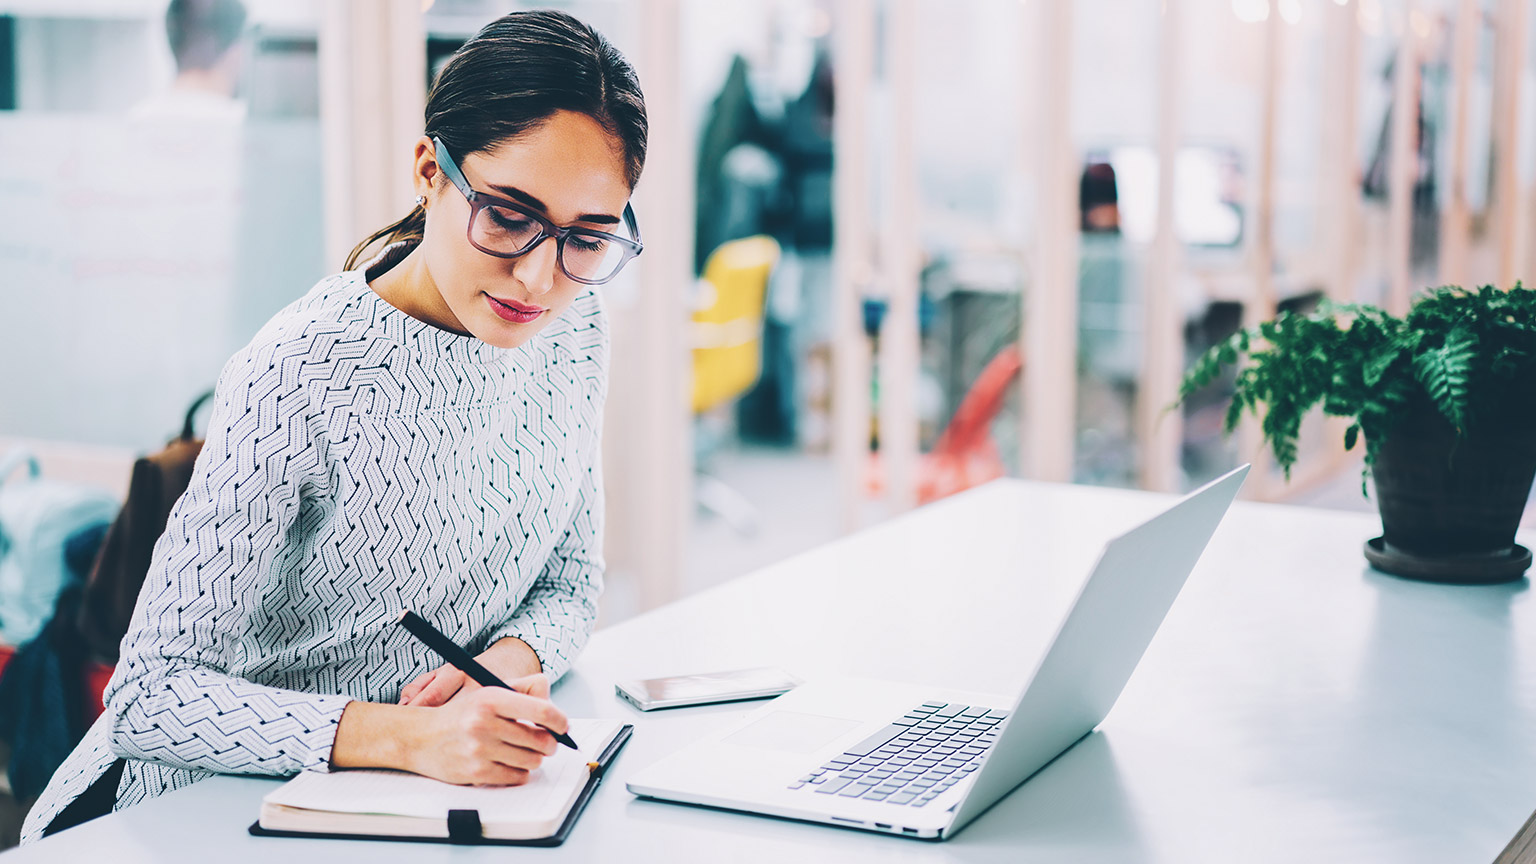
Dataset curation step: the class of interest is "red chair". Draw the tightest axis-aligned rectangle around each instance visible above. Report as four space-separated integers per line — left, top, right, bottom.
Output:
866 345 1025 504
82 661 114 728
917 345 1024 505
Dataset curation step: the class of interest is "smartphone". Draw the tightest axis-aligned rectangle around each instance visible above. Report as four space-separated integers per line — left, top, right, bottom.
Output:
615 667 802 711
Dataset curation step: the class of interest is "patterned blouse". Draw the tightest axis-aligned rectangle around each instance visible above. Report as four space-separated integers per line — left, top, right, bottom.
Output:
22 247 608 843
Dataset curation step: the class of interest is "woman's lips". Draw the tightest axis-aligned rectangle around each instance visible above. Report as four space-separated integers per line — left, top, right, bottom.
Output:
485 294 545 323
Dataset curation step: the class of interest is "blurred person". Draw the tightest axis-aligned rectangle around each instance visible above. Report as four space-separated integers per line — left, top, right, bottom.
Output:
133 0 248 121
22 9 645 843
1079 161 1120 234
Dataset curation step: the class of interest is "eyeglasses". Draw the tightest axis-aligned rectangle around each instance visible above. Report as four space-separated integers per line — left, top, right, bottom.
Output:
433 136 643 285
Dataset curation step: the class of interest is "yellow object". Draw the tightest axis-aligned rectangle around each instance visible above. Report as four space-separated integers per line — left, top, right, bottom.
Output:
691 235 780 414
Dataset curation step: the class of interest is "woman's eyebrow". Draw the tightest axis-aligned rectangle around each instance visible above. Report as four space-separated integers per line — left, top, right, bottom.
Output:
487 182 621 225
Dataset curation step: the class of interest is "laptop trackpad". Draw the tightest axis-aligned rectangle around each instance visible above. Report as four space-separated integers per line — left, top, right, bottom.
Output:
723 711 862 754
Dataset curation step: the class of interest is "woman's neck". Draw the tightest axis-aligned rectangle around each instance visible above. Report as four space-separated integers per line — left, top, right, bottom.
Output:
367 244 471 337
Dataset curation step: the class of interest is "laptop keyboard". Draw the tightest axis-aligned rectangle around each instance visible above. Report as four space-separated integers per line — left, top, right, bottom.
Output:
787 701 1007 807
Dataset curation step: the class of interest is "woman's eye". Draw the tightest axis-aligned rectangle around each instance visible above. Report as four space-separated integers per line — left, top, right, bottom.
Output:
489 210 534 233
569 236 607 253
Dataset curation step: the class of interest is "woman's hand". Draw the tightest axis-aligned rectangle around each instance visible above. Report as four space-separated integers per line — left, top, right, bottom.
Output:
401 674 567 786
333 672 567 785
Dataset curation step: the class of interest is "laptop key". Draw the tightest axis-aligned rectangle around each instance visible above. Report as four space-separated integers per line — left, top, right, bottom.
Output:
862 791 891 802
920 701 946 709
889 791 920 805
960 706 989 718
933 704 966 718
844 725 907 757
839 782 878 798
809 775 829 784
787 782 806 789
817 777 854 794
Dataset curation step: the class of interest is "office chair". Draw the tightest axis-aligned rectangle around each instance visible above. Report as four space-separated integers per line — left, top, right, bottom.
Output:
917 344 1023 504
691 235 781 534
866 344 1024 505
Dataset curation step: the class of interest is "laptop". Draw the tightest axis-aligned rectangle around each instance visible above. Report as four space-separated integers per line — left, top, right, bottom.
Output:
627 465 1249 840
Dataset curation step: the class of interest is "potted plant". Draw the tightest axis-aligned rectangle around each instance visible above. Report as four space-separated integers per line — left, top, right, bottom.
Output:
1178 283 1536 584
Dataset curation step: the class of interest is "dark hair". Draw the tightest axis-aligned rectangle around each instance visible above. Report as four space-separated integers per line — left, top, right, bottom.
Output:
166 0 247 73
345 9 649 271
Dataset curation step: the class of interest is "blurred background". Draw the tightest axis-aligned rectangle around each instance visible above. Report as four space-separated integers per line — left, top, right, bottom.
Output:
2 0 1535 627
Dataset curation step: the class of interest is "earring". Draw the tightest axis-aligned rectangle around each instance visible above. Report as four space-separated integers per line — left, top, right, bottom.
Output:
415 195 426 207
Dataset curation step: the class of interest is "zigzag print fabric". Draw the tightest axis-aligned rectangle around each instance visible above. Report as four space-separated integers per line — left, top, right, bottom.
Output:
22 260 607 844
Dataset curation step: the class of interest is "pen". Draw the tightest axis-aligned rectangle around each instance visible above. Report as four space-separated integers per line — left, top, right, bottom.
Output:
395 608 579 750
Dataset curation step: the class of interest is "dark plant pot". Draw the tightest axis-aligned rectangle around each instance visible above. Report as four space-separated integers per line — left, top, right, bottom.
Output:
1367 399 1536 584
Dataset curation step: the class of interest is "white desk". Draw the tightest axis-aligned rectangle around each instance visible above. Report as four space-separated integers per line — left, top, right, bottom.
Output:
7 480 1534 862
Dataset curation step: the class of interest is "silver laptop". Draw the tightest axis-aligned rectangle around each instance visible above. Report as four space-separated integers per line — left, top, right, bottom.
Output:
627 465 1249 840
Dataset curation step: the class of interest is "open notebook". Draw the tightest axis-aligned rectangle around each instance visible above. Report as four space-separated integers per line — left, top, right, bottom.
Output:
253 718 631 846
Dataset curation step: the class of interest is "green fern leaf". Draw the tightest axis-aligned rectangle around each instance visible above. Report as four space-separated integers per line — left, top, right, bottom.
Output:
1363 347 1399 388
1412 325 1476 431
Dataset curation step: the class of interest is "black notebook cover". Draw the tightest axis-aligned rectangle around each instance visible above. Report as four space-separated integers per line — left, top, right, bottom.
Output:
248 724 632 847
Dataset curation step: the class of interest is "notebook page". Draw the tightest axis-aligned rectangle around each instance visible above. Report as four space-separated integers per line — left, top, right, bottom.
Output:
264 718 620 825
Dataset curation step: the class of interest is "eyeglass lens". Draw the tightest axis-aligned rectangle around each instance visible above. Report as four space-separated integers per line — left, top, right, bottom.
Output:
473 203 631 283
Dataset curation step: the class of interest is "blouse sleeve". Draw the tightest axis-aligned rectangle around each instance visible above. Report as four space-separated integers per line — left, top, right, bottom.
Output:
103 339 353 776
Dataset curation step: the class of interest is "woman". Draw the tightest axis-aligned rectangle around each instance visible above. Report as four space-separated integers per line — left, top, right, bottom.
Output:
22 9 645 843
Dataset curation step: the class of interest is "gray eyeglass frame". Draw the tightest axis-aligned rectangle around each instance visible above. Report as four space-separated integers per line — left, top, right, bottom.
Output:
432 135 643 285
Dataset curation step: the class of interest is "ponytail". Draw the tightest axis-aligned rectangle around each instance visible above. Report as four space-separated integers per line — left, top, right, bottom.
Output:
344 203 426 272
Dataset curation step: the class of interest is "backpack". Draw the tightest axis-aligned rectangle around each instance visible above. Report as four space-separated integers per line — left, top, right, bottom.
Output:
76 391 212 661
0 450 120 646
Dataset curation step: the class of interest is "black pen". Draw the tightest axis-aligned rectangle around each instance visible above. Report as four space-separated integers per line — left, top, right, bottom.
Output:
395 608 579 750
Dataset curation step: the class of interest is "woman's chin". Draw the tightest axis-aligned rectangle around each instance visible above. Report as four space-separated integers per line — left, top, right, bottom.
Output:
469 318 540 350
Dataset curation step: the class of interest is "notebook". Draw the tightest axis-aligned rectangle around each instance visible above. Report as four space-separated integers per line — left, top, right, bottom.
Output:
250 718 631 846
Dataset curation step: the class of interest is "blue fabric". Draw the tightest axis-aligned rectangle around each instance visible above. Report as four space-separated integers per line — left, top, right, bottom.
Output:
0 522 108 800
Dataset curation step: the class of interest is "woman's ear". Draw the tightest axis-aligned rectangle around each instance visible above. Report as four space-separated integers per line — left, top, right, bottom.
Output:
411 135 441 205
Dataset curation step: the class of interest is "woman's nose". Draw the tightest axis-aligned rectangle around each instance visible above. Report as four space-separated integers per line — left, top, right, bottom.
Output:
514 236 558 297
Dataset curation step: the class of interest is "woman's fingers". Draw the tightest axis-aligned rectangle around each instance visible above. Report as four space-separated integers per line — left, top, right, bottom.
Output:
481 685 568 738
399 669 437 704
478 728 554 771
401 665 477 706
408 686 565 786
414 668 471 707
